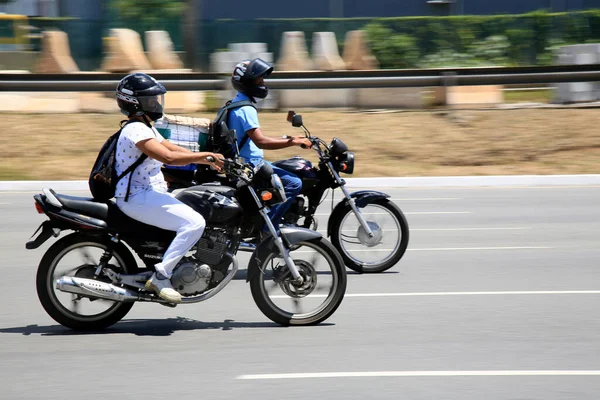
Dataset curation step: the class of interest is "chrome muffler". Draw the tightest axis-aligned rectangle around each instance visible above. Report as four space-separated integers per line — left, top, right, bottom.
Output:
56 276 139 302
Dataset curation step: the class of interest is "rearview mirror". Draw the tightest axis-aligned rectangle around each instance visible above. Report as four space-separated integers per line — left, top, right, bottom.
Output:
291 114 303 127
286 110 296 122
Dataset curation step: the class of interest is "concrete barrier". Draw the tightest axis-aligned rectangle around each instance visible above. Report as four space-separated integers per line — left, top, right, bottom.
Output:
32 30 79 74
554 44 600 104
342 30 379 70
312 32 346 71
145 30 184 70
433 85 504 107
276 31 350 108
210 42 276 109
101 28 152 73
275 31 313 72
432 68 504 107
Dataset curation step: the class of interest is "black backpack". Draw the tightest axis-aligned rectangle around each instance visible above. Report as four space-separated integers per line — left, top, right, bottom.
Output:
208 100 256 159
89 120 148 202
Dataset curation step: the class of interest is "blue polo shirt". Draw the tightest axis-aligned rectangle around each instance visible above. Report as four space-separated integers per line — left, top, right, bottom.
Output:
226 93 264 161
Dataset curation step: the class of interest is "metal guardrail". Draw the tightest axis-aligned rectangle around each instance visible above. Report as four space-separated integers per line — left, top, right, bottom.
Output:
0 65 598 91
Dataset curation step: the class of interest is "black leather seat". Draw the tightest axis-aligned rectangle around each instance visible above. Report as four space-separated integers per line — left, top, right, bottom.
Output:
54 193 174 236
55 193 109 220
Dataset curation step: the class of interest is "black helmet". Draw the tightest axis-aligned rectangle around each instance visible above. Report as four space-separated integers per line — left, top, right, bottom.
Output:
231 58 273 101
116 73 167 121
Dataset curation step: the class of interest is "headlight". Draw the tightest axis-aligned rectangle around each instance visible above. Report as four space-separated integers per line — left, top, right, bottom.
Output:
338 151 355 174
269 174 287 204
330 138 349 157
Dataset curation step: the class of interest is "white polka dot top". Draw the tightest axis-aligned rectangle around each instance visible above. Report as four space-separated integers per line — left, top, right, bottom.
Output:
114 121 168 198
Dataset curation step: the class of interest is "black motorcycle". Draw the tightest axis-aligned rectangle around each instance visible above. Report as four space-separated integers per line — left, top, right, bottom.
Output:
163 111 409 273
26 158 347 331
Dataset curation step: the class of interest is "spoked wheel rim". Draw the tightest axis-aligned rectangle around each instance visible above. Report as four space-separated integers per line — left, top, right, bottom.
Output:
46 241 129 322
257 241 339 320
337 204 402 267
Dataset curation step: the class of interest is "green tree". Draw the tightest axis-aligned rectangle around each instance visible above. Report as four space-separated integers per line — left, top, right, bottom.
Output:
110 0 185 25
364 23 419 69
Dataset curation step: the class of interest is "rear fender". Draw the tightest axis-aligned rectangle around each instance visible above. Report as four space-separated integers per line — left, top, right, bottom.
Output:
326 190 390 237
246 226 322 283
26 220 61 250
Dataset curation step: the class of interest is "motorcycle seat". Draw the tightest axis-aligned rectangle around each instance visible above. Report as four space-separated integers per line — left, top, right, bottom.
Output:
54 192 174 235
55 193 109 220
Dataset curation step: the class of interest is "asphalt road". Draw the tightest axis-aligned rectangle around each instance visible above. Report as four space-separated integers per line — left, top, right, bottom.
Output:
1 185 599 400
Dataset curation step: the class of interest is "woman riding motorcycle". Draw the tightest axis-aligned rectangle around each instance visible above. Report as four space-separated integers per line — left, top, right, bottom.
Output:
114 72 224 304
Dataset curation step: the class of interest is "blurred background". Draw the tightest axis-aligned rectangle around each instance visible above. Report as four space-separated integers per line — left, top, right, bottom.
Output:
2 0 600 71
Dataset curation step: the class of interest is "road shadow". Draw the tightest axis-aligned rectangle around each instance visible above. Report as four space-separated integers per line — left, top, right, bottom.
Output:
0 317 334 337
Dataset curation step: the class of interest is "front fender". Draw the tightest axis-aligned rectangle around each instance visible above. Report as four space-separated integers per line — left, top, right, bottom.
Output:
326 190 390 237
246 226 322 283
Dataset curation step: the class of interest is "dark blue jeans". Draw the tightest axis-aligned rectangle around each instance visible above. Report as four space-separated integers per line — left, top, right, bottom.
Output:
249 158 302 232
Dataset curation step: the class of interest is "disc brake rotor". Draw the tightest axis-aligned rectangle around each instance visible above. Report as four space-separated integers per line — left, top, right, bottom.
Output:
276 260 317 298
357 221 383 247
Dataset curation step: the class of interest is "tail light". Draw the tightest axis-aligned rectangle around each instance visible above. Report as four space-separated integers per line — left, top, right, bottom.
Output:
34 202 44 214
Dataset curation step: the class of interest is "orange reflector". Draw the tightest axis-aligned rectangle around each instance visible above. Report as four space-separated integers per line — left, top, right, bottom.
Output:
34 202 44 214
261 191 273 201
341 164 348 171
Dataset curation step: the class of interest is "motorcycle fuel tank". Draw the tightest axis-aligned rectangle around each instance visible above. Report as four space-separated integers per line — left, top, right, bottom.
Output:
272 156 318 180
175 185 243 224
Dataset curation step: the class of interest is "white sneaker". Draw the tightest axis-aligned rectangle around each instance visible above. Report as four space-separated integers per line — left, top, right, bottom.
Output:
145 273 182 304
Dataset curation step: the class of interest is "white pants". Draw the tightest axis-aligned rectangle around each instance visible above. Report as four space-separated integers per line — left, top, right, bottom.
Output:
116 189 206 278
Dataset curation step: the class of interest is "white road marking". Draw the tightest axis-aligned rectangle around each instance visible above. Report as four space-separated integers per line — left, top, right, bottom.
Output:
293 246 551 253
237 370 600 380
411 227 532 231
391 198 461 201
329 198 461 201
270 290 600 299
315 211 471 216
318 227 531 233
409 246 551 251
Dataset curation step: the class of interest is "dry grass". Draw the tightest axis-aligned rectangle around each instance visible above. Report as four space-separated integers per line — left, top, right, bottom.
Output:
2 107 600 180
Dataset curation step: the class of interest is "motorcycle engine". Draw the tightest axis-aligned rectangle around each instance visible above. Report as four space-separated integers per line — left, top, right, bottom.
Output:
170 256 213 296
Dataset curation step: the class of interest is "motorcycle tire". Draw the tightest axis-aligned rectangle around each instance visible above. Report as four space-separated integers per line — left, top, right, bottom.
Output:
249 237 346 326
36 233 139 331
330 198 409 273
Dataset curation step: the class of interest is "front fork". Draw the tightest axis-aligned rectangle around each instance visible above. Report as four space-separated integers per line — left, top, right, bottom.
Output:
328 162 374 238
251 191 304 285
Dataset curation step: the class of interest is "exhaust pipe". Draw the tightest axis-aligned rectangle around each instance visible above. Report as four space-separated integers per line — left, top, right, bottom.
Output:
56 276 139 302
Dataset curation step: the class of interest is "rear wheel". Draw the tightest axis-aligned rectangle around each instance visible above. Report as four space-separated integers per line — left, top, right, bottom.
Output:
249 237 346 326
36 233 138 331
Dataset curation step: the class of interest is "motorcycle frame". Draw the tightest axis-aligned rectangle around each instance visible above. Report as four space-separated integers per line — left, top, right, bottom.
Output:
290 125 376 240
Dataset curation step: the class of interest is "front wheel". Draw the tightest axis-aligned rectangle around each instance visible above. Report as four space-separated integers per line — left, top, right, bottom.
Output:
330 199 409 273
249 237 346 326
36 233 139 331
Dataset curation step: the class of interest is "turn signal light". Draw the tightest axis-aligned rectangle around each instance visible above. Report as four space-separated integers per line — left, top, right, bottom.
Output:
34 202 44 214
340 163 348 171
261 191 273 201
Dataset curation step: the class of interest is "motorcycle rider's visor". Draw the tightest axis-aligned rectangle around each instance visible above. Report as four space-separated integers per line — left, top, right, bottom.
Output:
139 94 165 114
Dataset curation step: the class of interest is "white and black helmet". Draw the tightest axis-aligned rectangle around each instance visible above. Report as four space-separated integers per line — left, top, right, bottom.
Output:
116 73 167 121
231 58 273 101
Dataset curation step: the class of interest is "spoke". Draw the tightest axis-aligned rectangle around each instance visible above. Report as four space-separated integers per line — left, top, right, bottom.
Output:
70 295 81 313
292 297 303 314
266 280 279 296
315 283 330 295
307 250 320 271
78 247 97 265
